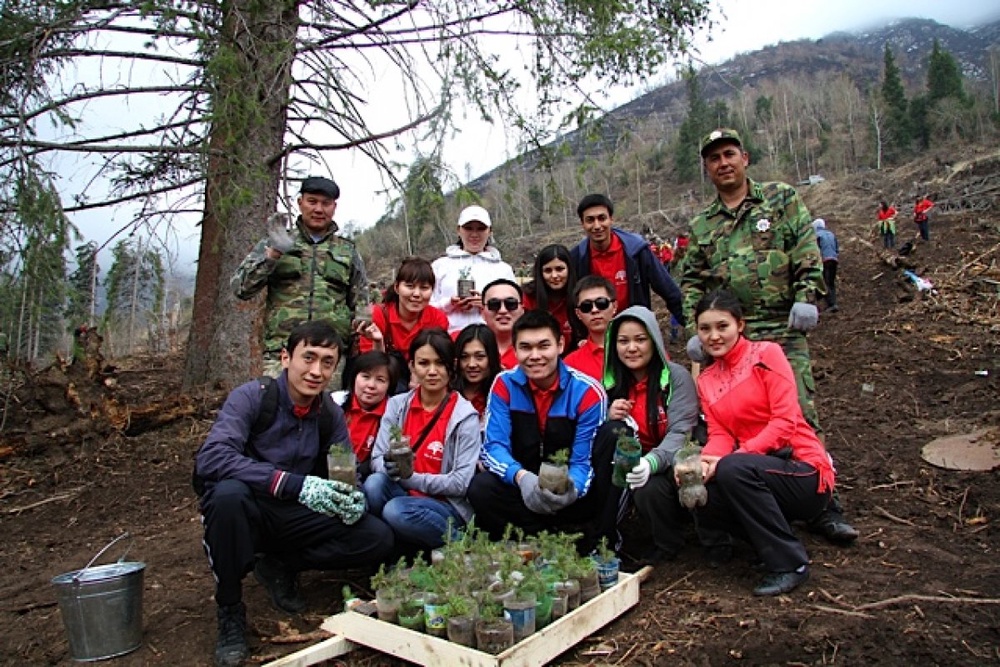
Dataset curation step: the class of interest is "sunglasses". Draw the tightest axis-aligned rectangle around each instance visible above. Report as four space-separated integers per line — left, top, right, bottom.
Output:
577 297 613 314
485 297 521 312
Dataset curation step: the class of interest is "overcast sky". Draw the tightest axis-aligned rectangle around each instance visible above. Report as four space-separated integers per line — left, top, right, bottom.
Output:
62 1 1000 270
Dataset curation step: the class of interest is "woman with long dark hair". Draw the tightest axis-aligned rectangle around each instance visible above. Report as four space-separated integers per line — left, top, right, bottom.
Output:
452 324 501 422
363 328 480 549
522 244 580 347
600 306 720 566
694 289 835 596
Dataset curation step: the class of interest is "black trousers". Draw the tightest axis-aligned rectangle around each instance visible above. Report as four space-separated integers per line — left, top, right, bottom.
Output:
695 455 830 572
822 260 838 308
632 473 732 553
200 479 394 606
467 421 616 554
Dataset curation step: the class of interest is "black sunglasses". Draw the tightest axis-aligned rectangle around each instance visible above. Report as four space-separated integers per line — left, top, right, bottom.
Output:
485 297 521 312
577 297 613 314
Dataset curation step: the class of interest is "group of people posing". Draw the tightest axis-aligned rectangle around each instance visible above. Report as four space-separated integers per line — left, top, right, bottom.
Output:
197 129 859 666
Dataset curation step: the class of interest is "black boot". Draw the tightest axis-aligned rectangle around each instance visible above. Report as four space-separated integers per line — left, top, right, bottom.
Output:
215 602 249 667
254 554 306 613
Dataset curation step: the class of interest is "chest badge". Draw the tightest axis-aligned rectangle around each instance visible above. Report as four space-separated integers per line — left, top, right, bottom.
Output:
755 219 771 233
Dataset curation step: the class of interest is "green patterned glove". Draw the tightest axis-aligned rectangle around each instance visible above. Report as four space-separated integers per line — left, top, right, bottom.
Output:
299 476 367 525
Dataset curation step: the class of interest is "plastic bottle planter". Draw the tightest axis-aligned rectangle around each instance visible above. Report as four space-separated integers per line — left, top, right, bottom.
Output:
327 444 357 487
578 568 601 603
475 618 514 655
549 584 570 620
397 597 425 633
423 593 448 638
534 592 554 629
385 434 415 480
612 435 642 488
375 588 401 624
537 462 569 494
562 579 581 610
674 442 708 509
595 557 621 591
457 277 476 299
447 614 477 648
502 593 537 642
354 303 374 327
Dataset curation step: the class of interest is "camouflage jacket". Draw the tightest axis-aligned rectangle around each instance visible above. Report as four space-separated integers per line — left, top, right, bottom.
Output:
232 217 367 354
679 178 824 335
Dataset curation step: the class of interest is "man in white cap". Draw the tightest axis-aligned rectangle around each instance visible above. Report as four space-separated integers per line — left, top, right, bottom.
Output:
430 205 516 335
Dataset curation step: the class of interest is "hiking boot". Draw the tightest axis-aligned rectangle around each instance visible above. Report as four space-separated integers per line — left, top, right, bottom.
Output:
254 555 306 613
215 602 249 667
752 566 809 597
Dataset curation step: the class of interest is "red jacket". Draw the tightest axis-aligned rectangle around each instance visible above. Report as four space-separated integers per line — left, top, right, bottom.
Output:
696 337 834 493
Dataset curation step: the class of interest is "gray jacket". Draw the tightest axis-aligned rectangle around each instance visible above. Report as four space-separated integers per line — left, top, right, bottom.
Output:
370 390 481 522
603 306 699 473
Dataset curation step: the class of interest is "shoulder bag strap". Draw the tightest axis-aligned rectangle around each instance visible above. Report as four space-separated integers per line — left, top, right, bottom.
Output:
411 392 454 454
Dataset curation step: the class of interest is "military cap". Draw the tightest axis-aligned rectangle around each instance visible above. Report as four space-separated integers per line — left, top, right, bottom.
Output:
700 128 743 157
300 176 340 200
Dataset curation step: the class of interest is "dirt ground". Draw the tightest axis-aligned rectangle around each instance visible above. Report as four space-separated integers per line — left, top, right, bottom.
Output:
2 208 999 666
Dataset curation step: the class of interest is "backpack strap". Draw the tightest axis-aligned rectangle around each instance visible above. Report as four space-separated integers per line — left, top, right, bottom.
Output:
251 376 279 436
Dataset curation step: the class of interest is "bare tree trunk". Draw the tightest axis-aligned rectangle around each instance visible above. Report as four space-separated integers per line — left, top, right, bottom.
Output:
183 0 298 389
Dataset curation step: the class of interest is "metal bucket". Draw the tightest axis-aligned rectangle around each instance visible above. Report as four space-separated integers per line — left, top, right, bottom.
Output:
51 533 145 662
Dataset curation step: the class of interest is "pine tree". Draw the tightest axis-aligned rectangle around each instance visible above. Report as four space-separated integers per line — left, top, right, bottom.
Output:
65 242 100 330
881 44 910 155
674 65 710 183
103 238 165 356
927 40 966 105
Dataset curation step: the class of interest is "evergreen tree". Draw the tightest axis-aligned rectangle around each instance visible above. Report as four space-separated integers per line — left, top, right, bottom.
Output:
927 39 966 105
674 65 710 183
103 238 165 355
881 44 910 155
65 242 100 330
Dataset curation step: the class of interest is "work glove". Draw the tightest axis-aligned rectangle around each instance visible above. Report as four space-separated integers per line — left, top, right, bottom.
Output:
538 485 578 513
788 303 819 331
383 459 401 482
265 213 296 254
298 475 366 525
625 456 653 490
517 472 554 515
686 335 705 363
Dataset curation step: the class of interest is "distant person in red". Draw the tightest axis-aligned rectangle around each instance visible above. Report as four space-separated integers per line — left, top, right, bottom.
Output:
569 194 684 327
913 195 934 242
658 242 674 271
877 201 897 249
521 244 580 349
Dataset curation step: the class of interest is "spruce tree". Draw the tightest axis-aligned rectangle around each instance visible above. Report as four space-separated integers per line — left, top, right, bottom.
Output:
673 65 710 183
65 242 99 330
881 44 910 155
927 39 966 105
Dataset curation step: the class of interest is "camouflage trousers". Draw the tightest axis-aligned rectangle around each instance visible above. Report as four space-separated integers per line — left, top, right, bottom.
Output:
262 352 343 391
746 326 820 436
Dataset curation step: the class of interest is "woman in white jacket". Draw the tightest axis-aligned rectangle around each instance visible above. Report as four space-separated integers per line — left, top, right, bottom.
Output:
431 205 515 335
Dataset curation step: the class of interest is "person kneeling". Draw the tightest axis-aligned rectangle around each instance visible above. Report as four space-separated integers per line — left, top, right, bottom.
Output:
467 310 613 555
363 328 481 551
195 322 394 667
693 291 834 596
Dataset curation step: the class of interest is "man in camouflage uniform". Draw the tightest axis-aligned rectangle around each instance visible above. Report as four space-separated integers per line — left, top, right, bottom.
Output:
233 176 367 378
680 129 858 544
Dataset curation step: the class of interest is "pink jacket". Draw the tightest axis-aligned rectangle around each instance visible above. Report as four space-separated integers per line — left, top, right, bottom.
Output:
696 336 834 493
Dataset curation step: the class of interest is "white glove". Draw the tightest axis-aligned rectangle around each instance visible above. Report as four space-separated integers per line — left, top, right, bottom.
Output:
625 457 652 490
788 303 819 331
266 213 296 254
686 335 705 363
